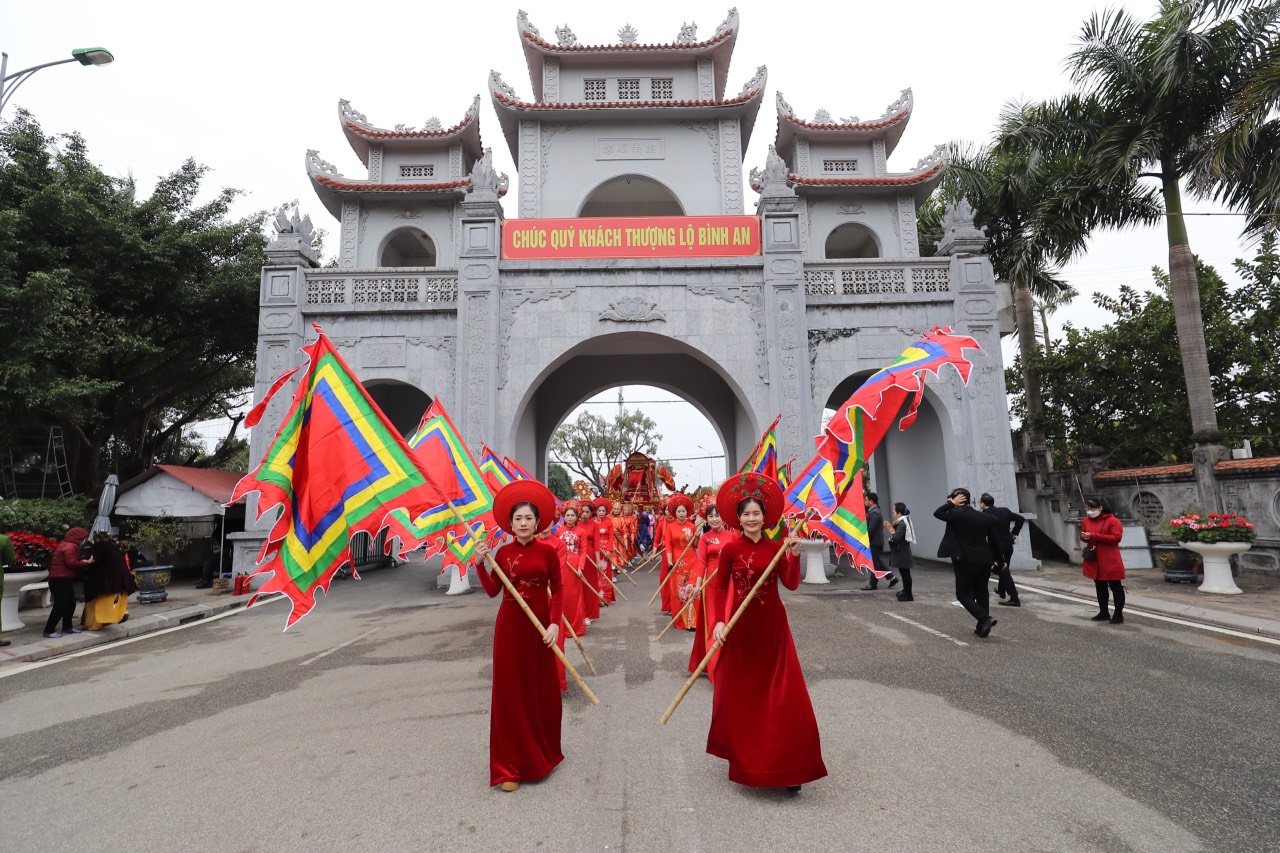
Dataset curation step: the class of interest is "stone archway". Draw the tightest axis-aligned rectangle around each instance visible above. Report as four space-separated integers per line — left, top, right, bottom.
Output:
379 227 437 267
364 379 432 437
824 222 880 259
824 374 950 557
578 174 685 217
509 332 757 479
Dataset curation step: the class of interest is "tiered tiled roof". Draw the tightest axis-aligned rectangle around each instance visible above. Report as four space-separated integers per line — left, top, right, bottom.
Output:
338 97 483 166
306 149 497 218
517 9 740 101
786 161 944 187
774 90 915 160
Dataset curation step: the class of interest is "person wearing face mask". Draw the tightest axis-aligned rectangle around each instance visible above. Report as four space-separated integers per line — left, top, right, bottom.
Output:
1080 497 1126 624
473 480 564 792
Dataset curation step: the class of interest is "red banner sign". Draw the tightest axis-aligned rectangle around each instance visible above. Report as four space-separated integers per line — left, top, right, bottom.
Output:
502 215 761 260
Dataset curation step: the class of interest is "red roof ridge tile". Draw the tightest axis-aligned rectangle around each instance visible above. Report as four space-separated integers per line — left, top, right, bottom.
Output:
1093 464 1195 480
154 465 246 503
492 90 760 112
314 175 473 193
785 162 944 187
342 113 474 140
521 28 733 53
783 109 910 132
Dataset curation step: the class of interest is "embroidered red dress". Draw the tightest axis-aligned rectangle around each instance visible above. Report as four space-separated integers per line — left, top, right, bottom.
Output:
691 528 737 682
704 535 827 788
476 538 565 787
664 521 700 630
542 531 571 692
595 515 616 604
578 521 601 622
555 522 589 636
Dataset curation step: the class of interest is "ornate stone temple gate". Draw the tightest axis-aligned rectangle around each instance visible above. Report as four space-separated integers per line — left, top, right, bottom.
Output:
237 9 1026 569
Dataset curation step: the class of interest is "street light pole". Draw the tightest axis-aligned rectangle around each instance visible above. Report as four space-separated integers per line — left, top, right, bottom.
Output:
1 47 115 116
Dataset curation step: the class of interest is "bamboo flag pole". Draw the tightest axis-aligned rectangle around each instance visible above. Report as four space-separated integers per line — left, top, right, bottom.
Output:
548 573 596 676
569 562 608 606
612 533 640 585
656 568 717 641
584 552 629 601
634 546 662 574
648 527 700 607
660 540 794 724
449 503 599 705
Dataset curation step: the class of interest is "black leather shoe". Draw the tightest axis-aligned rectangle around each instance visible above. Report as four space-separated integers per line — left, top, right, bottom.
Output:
1109 613 1124 624
998 599 1020 607
888 576 900 589
860 584 877 591
996 588 1007 600
975 617 997 638
895 592 914 601
0 640 10 648
1090 612 1110 621
785 785 802 794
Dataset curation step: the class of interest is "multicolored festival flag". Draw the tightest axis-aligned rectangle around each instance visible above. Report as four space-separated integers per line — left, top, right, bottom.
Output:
788 326 981 574
479 443 516 494
738 414 781 481
383 400 497 574
503 455 535 482
231 329 463 628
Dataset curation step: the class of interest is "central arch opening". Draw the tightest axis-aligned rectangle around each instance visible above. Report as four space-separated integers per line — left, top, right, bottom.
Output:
578 174 685 218
510 332 757 483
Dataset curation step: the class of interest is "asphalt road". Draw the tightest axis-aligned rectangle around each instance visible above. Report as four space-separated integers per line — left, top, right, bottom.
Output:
1 560 1277 852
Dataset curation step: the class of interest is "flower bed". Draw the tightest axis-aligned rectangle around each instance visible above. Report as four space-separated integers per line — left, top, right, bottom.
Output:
6 531 58 570
1167 512 1257 545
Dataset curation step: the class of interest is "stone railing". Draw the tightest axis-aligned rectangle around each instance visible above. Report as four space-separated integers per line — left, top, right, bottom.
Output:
303 268 459 308
802 259 952 301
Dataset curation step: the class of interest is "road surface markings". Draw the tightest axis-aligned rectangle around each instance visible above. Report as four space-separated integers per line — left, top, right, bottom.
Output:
0 595 286 680
883 611 970 646
299 627 382 665
1016 583 1280 647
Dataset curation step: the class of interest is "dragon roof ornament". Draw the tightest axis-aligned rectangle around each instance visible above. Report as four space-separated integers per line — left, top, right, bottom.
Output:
776 90 796 119
517 9 541 38
490 70 518 100
913 143 947 171
739 65 767 97
676 21 698 44
338 99 368 125
715 8 737 37
556 24 577 46
880 88 912 119
306 149 342 178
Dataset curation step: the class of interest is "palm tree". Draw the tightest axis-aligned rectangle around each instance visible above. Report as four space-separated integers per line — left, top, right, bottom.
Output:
944 136 1159 479
1035 284 1080 354
999 0 1279 508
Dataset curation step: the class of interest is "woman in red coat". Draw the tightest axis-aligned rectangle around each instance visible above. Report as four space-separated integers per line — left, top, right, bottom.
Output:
705 473 827 792
473 481 564 792
1081 497 1126 624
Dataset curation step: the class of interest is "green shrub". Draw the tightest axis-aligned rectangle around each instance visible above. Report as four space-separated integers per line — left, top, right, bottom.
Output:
0 496 93 538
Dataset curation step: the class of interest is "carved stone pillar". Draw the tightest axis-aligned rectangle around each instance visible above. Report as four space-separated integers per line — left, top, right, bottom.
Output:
759 165 814 461
456 195 503 448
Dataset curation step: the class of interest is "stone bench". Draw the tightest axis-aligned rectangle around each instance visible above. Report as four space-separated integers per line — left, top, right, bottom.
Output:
19 581 50 609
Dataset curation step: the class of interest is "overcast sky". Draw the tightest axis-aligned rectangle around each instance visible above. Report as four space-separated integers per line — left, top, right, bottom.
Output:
2 1 1256 484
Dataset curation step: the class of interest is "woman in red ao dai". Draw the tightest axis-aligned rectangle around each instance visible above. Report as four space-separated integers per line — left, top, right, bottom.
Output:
474 481 564 792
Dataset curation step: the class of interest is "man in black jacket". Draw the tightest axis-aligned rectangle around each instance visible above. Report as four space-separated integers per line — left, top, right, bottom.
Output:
934 487 1004 638
980 493 1025 606
861 492 898 591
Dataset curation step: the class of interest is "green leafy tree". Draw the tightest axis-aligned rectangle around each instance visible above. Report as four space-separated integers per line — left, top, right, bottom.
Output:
547 462 574 500
1013 239 1280 466
0 110 267 492
550 408 662 494
999 0 1280 502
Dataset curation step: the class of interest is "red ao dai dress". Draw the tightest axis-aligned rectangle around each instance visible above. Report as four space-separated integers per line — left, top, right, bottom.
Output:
704 535 827 788
663 520 700 630
690 527 737 682
542 531 571 692
578 521 601 622
595 515 617 604
555 522 589 636
476 538 565 788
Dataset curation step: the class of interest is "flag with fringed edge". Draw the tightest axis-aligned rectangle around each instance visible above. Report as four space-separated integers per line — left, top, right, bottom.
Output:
738 414 781 481
230 328 463 628
479 444 516 493
503 455 535 482
786 327 981 575
382 400 498 577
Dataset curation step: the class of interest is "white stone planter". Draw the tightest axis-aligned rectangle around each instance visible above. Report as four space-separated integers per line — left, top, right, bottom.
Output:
1184 541 1250 595
2 570 49 632
799 540 830 585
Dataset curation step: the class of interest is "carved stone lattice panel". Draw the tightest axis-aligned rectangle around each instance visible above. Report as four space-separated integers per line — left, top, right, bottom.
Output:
340 202 359 268
697 59 714 99
544 58 560 101
898 196 919 257
873 140 887 177
498 288 575 389
804 269 836 296
796 139 810 177
353 277 416 304
450 143 462 179
368 146 383 182
307 278 346 304
913 266 950 293
358 207 371 246
842 267 906 296
519 121 539 218
1133 491 1165 526
721 119 743 213
423 277 459 302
